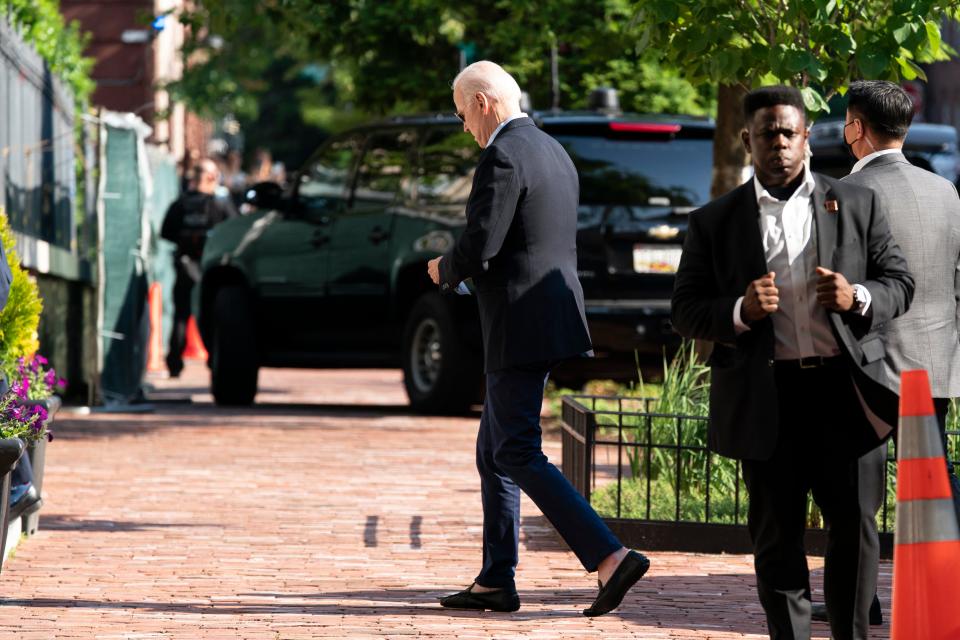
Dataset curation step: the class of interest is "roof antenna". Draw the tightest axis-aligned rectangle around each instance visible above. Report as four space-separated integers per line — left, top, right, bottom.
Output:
588 88 620 115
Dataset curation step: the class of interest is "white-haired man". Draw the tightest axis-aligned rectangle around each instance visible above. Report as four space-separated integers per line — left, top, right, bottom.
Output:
427 60 649 616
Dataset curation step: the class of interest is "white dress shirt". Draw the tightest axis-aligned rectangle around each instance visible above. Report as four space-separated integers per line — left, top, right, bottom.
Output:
850 147 902 174
733 166 869 359
485 113 528 147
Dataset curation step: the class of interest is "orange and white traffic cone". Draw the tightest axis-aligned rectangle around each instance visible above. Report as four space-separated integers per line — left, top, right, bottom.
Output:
182 315 208 361
146 282 165 372
891 369 960 639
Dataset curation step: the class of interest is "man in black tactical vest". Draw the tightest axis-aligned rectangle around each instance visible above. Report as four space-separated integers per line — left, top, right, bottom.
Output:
160 158 237 377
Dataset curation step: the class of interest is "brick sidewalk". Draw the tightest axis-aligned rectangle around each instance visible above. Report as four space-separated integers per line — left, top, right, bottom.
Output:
0 363 891 639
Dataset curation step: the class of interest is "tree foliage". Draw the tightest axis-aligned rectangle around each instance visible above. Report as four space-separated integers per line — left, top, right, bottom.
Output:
633 0 960 196
1 0 94 110
171 0 714 129
635 0 959 110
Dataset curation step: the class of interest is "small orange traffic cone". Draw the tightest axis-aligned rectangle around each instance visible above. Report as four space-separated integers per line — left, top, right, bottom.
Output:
891 369 960 639
182 315 208 361
146 282 165 372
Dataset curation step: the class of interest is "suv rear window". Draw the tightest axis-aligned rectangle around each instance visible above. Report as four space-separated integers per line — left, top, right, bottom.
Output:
548 127 713 212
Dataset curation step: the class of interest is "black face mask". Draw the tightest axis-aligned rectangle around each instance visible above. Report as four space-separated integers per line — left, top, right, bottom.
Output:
843 119 865 161
844 134 858 161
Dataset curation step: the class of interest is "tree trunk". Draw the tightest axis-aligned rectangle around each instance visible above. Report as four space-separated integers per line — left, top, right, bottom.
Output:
710 83 750 199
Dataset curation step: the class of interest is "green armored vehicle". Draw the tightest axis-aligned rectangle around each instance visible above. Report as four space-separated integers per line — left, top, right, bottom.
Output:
198 109 716 412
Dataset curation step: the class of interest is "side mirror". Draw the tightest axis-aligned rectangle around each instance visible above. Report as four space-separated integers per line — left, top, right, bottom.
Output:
243 181 285 211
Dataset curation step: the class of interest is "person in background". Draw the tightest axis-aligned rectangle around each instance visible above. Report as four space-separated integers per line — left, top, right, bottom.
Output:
179 149 200 193
808 79 960 629
160 159 237 377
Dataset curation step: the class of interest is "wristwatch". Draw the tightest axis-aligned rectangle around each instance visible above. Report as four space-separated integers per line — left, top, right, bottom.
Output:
851 285 865 313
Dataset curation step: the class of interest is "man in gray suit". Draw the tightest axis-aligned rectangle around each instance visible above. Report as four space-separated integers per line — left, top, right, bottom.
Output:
811 79 960 629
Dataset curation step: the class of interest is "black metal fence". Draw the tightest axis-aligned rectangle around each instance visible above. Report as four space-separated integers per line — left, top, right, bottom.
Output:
0 19 80 250
560 395 960 558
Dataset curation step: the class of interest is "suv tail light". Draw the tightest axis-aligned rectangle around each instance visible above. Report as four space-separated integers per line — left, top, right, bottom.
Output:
609 122 681 134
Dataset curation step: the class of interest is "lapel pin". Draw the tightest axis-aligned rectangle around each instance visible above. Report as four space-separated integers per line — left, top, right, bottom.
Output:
825 199 839 213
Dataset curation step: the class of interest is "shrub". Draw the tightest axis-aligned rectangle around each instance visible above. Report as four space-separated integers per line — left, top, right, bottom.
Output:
0 212 42 380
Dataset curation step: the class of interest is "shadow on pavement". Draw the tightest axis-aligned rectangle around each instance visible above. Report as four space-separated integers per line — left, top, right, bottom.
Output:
50 401 480 441
1 575 784 634
39 515 222 533
0 595 566 620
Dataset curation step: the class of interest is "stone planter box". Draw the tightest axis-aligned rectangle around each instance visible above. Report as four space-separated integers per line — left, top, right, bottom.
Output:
18 395 60 536
0 437 25 569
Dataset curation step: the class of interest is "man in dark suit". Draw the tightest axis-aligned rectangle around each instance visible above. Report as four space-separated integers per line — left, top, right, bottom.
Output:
671 86 914 640
427 60 649 617
809 79 960 629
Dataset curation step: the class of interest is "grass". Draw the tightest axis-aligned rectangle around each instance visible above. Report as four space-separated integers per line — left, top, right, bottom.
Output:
591 457 748 524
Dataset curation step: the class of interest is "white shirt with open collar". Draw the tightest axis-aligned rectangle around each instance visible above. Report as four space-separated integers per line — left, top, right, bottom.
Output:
732 165 870 360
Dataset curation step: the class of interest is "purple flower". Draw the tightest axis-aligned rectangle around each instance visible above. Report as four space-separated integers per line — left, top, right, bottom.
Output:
57 377 66 389
44 370 56 388
29 405 47 422
7 406 23 421
35 355 47 366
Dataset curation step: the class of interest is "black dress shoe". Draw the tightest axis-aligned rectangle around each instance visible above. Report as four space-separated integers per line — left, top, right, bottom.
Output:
869 595 883 626
811 596 883 626
583 550 650 617
9 484 42 520
439 583 520 612
811 602 828 622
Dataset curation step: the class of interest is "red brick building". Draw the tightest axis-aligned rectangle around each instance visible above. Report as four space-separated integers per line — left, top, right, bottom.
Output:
61 0 206 162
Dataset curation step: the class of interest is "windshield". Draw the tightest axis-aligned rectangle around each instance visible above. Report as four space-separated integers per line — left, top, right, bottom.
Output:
553 136 713 211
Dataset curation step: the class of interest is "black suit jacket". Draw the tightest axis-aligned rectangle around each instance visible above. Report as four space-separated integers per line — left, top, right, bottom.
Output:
439 118 592 372
671 173 914 461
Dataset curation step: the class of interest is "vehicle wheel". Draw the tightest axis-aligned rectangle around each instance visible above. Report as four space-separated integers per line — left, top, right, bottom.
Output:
402 292 480 414
210 286 259 406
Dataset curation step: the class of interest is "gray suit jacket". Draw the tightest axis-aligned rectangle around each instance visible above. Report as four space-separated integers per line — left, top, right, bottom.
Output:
843 152 960 398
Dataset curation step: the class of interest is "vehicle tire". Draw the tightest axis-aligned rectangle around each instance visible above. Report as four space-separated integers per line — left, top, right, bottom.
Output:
402 292 481 414
210 285 259 406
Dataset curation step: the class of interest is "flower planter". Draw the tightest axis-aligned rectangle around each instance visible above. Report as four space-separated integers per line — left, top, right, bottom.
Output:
19 395 59 536
0 437 25 571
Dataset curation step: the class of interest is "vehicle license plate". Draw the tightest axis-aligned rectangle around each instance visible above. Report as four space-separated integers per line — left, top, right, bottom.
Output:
633 245 681 274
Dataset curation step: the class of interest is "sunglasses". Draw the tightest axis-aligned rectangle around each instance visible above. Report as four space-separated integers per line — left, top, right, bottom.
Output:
454 110 465 123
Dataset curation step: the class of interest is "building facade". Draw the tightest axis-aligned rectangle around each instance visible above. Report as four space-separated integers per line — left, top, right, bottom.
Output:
60 0 205 162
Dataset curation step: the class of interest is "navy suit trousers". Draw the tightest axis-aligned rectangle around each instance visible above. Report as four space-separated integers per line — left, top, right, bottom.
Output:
475 364 621 588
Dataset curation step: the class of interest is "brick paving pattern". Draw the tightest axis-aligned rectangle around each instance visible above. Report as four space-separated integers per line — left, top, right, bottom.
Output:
0 363 892 638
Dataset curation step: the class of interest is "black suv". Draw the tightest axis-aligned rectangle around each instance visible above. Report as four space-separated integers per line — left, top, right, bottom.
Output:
809 119 959 182
197 109 714 411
